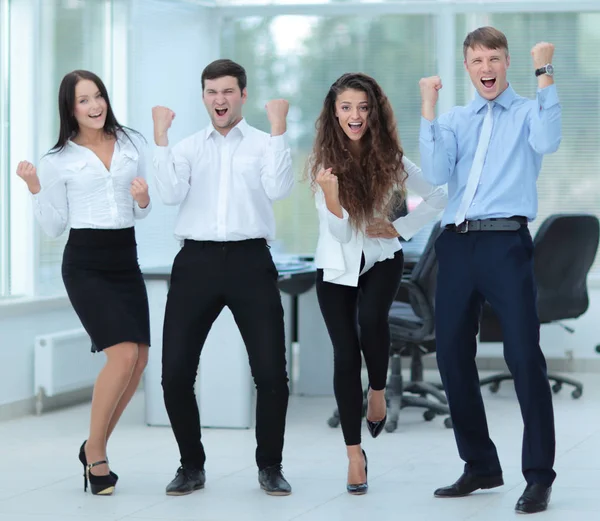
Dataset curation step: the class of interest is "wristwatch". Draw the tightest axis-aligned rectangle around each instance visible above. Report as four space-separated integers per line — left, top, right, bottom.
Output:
535 64 554 77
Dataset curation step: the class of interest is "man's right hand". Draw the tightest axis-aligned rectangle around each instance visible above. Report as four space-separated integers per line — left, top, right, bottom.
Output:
16 161 41 195
152 106 176 146
419 76 442 121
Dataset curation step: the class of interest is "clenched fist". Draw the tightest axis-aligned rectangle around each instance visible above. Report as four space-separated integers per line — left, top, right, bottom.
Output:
419 76 443 106
315 167 338 199
419 76 442 121
16 161 41 195
130 177 150 209
265 99 289 135
531 42 555 69
152 106 176 145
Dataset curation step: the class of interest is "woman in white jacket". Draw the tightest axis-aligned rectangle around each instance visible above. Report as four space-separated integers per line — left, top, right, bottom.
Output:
309 72 447 494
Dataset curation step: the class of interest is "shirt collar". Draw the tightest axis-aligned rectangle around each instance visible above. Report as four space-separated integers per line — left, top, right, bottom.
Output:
470 83 516 113
205 117 248 140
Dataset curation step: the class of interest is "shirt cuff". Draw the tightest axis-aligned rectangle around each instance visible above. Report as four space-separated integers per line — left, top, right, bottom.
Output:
537 84 559 109
327 206 349 222
269 132 289 151
153 145 171 161
419 117 440 142
393 217 417 241
136 199 152 211
31 189 44 205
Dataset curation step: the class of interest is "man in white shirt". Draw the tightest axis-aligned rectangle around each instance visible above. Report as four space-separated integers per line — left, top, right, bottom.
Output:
152 59 294 497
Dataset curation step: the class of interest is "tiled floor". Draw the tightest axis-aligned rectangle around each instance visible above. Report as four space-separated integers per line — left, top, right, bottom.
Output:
1 371 599 520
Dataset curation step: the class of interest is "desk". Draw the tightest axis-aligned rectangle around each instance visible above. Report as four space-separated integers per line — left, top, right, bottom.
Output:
142 259 320 428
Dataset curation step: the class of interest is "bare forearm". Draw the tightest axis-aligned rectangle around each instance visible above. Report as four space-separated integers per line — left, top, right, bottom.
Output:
324 193 343 218
154 131 168 147
421 102 436 122
537 75 554 89
270 123 286 137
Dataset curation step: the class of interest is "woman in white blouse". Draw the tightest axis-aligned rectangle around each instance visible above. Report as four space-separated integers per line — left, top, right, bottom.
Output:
309 73 447 494
16 70 152 496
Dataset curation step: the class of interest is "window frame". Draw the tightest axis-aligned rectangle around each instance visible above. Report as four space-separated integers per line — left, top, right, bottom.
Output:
0 0 10 297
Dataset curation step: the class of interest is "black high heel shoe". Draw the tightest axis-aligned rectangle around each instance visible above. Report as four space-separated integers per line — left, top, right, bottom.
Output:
86 460 118 496
79 441 118 490
347 450 368 495
366 388 387 438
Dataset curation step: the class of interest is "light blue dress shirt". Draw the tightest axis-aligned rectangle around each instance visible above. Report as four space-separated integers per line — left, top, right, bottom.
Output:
419 84 561 226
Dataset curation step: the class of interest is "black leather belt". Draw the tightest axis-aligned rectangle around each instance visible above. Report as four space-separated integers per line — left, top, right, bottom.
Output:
446 217 527 233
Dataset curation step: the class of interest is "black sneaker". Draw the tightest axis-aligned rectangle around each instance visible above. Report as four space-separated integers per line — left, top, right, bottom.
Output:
258 465 292 496
165 466 206 496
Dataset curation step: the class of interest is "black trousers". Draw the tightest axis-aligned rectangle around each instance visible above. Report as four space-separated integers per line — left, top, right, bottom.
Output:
435 227 556 486
316 251 404 446
161 239 289 470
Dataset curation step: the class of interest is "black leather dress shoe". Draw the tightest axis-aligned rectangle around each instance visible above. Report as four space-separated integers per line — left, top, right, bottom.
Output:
165 466 206 496
258 465 292 496
515 483 551 514
434 472 504 498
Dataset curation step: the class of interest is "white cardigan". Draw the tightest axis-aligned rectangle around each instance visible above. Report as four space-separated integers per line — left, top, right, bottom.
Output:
314 156 447 287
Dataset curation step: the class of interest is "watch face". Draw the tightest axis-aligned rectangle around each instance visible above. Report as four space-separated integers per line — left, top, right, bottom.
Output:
546 64 554 76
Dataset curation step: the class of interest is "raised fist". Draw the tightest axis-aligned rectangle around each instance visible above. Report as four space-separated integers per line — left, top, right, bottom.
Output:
265 99 289 127
531 42 555 70
419 76 443 107
16 161 41 194
130 177 150 209
152 106 176 136
315 167 338 199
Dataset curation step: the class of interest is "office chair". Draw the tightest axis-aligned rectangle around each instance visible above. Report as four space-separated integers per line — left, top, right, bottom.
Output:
326 221 453 432
386 221 452 431
479 214 600 399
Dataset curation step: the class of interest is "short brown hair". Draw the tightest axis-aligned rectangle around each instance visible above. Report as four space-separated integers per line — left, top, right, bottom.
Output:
463 26 509 59
201 59 247 91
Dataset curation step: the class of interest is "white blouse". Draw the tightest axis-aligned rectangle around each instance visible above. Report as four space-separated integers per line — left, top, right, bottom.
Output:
32 131 152 238
315 156 447 287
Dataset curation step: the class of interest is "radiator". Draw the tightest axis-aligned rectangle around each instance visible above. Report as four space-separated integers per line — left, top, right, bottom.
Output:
33 328 104 414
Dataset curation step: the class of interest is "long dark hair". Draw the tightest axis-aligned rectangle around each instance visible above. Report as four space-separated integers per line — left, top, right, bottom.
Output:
50 70 140 153
309 72 406 228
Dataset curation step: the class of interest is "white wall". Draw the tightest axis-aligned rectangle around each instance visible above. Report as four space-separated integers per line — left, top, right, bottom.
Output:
126 0 220 270
0 297 81 411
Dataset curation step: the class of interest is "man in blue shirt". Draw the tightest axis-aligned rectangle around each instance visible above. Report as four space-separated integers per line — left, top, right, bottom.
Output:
419 27 560 514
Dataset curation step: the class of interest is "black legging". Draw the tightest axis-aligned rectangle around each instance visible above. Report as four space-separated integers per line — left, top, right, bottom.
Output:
316 250 404 446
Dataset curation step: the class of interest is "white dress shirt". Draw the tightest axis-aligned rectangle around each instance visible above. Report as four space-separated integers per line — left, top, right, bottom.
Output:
32 131 152 238
153 118 294 243
314 156 447 287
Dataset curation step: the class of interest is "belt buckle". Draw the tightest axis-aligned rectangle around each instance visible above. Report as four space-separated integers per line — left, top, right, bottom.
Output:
457 221 469 234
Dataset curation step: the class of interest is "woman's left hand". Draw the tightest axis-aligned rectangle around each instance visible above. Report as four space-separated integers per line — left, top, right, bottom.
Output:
366 218 400 239
130 177 150 209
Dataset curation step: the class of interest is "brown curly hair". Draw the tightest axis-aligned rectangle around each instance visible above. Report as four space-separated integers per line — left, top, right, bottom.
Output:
309 73 407 228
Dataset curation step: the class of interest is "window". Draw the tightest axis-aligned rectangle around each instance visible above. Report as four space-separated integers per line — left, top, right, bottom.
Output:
484 12 600 246
222 9 600 273
0 0 9 297
35 0 112 296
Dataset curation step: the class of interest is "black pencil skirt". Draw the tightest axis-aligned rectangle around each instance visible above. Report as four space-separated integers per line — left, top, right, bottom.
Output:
61 227 151 353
